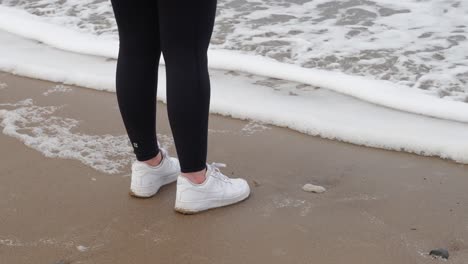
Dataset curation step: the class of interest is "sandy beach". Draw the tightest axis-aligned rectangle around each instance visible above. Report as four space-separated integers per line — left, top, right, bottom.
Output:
1 72 468 263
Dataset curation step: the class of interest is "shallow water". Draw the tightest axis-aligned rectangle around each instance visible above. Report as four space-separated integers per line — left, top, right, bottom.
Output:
1 0 467 101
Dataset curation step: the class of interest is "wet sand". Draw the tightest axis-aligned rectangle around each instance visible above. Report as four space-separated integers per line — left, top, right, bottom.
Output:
1 72 468 264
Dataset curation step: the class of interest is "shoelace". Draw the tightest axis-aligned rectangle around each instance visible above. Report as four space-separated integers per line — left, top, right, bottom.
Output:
208 162 231 183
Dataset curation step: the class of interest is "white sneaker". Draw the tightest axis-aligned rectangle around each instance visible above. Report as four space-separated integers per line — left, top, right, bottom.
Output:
174 162 250 214
130 147 180 198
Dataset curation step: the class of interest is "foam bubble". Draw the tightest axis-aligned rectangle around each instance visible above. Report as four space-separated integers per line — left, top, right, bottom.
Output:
42 84 72 96
240 120 271 136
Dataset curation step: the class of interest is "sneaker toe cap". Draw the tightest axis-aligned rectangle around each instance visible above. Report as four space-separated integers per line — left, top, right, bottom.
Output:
232 178 250 196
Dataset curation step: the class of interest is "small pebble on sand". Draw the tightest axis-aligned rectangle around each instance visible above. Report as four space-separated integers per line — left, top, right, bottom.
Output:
302 183 326 193
429 248 449 259
76 245 89 252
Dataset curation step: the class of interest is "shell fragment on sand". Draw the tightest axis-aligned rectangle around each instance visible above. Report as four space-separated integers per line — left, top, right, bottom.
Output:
302 183 326 193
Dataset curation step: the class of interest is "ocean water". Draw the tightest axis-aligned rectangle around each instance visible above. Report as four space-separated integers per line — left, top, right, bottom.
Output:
1 0 467 101
2 29 468 174
1 1 468 173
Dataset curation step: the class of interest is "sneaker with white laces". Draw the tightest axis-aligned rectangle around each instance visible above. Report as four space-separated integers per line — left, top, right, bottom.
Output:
130 147 180 198
174 162 250 214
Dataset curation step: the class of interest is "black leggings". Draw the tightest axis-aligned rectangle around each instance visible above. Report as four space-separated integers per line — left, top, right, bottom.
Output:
110 0 217 173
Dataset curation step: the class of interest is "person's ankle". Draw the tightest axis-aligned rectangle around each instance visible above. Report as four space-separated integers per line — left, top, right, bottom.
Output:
142 151 163 167
181 168 207 184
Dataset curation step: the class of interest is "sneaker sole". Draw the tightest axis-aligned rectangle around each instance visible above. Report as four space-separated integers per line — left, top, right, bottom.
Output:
174 190 251 214
129 172 179 198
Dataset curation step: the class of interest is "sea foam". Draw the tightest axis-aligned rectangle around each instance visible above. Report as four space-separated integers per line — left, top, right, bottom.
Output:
0 98 175 174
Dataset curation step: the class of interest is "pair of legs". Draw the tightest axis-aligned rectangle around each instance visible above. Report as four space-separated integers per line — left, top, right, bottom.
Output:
110 0 217 182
